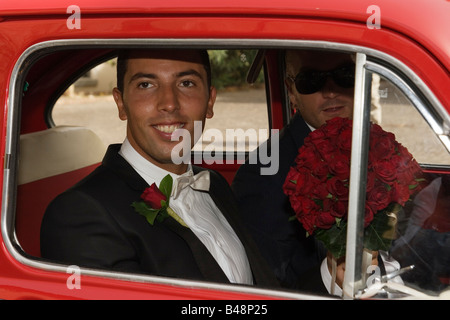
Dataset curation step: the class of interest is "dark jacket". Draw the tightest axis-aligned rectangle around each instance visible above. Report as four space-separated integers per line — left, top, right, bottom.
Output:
232 113 326 288
41 144 279 288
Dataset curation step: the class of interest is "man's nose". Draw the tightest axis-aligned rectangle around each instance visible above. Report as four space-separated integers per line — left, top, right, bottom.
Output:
157 85 180 112
320 77 340 99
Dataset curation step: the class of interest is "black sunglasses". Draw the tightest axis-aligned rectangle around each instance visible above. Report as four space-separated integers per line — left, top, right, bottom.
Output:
288 64 355 94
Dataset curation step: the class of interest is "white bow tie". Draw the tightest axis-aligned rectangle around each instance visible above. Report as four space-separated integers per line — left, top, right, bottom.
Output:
171 170 210 200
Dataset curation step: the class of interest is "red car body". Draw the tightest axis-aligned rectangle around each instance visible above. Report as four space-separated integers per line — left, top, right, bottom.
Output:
0 0 449 300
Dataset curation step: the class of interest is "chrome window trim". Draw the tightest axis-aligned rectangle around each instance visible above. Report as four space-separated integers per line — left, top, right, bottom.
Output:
2 38 447 299
364 61 450 153
343 53 371 299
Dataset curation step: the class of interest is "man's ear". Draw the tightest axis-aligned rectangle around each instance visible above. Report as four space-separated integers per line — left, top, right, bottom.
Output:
206 86 217 119
285 79 299 110
112 87 127 120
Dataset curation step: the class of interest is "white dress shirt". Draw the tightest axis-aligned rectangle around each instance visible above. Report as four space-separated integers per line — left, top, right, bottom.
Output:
119 138 253 285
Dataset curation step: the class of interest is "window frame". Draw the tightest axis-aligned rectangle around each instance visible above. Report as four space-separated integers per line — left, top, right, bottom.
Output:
344 54 450 298
3 38 449 299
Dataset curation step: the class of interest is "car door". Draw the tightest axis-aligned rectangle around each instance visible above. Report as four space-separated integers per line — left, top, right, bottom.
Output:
1 1 449 300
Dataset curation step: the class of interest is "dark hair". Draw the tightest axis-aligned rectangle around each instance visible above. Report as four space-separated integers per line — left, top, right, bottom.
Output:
116 49 211 93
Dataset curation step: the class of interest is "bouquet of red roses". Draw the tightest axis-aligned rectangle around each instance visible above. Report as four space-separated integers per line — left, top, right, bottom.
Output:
283 117 425 258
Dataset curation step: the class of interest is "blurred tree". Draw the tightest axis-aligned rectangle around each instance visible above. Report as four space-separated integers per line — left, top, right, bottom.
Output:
208 50 264 90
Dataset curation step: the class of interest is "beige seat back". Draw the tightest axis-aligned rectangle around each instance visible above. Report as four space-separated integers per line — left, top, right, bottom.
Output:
16 126 107 257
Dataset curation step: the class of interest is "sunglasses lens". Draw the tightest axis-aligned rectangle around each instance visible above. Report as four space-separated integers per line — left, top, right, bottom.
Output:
295 71 325 94
293 64 355 94
333 66 355 88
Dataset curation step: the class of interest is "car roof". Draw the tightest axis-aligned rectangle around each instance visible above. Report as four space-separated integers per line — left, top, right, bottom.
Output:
1 0 449 72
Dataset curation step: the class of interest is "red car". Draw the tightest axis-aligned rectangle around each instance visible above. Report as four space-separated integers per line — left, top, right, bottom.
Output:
0 0 449 300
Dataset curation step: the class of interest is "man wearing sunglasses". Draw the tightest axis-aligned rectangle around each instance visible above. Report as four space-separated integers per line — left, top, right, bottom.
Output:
232 49 355 291
285 49 355 129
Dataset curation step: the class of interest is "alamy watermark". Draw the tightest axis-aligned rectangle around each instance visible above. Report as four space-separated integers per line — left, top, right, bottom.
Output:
66 4 380 31
66 5 81 30
171 121 279 176
366 5 381 29
66 265 81 289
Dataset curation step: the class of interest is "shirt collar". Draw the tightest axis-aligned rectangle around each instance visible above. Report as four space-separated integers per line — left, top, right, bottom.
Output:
306 122 316 132
119 138 192 186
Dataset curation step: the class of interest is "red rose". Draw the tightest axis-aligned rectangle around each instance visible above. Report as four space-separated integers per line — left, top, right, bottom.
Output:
365 171 376 193
311 160 329 181
393 146 422 185
312 179 330 199
313 138 336 161
287 193 303 214
141 183 167 209
326 176 348 200
322 117 350 136
390 181 412 206
336 126 352 151
372 159 397 184
396 144 414 164
295 145 320 170
284 167 317 196
332 200 348 218
283 169 298 195
367 183 391 212
315 210 336 230
369 124 396 160
296 198 321 234
395 163 416 186
307 127 327 142
364 204 375 227
328 152 350 180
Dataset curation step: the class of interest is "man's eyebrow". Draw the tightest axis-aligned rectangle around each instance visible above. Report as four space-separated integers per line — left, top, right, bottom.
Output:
128 72 156 84
177 69 203 79
128 69 204 84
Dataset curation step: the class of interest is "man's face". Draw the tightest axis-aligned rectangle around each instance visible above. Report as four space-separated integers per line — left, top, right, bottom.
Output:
286 50 355 129
113 50 216 174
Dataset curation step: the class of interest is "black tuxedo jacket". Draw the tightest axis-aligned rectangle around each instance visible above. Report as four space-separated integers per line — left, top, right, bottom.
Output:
41 144 279 288
232 113 327 288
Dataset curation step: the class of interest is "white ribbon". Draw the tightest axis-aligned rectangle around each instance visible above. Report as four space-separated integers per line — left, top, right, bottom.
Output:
171 170 210 200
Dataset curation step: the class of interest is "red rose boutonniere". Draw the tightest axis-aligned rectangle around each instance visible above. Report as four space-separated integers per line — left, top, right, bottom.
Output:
283 117 426 258
132 174 188 227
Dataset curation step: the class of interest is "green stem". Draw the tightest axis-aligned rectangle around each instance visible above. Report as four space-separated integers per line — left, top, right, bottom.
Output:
167 207 189 228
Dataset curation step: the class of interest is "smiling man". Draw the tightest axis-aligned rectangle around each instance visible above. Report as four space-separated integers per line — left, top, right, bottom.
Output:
113 50 215 175
40 49 278 288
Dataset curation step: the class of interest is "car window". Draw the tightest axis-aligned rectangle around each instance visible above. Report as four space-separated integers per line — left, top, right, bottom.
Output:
281 51 450 299
369 73 450 165
353 63 450 298
52 50 269 154
8 44 449 300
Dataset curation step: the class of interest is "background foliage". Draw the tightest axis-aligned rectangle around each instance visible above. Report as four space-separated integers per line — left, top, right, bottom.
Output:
209 50 264 90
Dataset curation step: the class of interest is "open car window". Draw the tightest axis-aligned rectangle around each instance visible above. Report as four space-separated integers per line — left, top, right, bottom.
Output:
355 62 450 298
6 42 450 300
52 51 269 154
